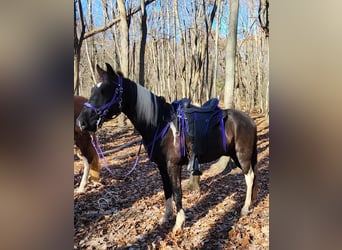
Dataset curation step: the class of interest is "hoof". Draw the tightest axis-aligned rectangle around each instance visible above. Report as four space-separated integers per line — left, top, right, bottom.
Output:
75 187 85 194
172 209 185 233
241 207 251 216
172 225 183 234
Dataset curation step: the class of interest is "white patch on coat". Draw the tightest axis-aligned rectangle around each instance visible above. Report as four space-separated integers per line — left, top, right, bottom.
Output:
161 198 173 224
173 209 185 232
169 122 177 146
77 156 90 193
241 166 254 215
136 84 158 126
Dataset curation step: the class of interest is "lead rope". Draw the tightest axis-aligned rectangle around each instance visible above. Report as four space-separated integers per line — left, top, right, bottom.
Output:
122 139 143 178
90 134 144 179
90 134 114 175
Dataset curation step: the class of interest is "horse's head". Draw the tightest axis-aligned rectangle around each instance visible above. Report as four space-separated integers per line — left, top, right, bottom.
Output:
77 63 123 132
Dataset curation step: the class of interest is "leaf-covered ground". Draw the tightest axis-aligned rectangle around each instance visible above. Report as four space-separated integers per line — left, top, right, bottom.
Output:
74 113 269 249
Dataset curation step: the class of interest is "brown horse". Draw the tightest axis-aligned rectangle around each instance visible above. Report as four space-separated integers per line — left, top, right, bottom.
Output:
76 63 257 232
74 96 100 193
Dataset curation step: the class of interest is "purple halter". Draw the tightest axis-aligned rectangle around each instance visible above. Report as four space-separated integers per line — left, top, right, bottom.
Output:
84 76 123 127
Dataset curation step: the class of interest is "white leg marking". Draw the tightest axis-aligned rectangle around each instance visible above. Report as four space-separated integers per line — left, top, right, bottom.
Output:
241 166 254 215
169 122 177 146
161 198 173 224
77 156 90 193
173 209 185 232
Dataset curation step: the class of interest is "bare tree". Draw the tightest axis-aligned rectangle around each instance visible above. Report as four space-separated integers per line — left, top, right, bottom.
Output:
258 0 269 38
224 0 239 109
74 0 85 94
173 0 187 98
139 0 147 86
75 0 269 116
211 0 223 99
117 0 129 77
83 0 156 40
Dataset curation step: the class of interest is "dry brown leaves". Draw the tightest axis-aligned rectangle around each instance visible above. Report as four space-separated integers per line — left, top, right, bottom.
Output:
74 114 269 249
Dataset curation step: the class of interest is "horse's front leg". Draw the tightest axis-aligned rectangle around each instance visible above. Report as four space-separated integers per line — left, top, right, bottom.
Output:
168 161 185 233
158 165 174 224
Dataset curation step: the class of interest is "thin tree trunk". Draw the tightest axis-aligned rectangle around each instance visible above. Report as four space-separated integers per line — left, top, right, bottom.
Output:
139 0 147 87
74 53 81 95
173 0 187 98
117 0 129 77
171 1 177 99
166 4 172 100
211 0 223 99
224 0 239 109
117 0 129 127
258 0 269 38
74 0 85 94
85 39 97 85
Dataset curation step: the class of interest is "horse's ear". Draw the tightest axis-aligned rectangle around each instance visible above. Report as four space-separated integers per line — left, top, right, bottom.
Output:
105 63 115 77
116 71 124 77
96 64 106 79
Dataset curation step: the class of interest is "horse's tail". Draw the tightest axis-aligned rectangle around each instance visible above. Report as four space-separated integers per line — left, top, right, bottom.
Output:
251 125 258 202
89 154 100 182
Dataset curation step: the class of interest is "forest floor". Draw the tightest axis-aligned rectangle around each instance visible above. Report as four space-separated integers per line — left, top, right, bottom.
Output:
74 113 269 249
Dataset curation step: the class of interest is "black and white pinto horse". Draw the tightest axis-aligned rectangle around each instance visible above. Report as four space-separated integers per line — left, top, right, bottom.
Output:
77 63 257 232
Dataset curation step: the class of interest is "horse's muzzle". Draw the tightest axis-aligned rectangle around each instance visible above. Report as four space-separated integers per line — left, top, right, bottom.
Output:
77 119 87 131
77 117 94 132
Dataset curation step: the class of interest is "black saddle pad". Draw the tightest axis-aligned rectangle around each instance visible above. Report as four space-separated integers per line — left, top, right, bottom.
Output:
172 98 225 159
180 98 219 114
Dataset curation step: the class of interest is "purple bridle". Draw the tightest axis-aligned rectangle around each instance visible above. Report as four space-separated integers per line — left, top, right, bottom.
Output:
83 76 123 127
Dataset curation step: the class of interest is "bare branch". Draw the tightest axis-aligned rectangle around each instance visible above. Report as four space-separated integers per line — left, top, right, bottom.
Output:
84 0 156 40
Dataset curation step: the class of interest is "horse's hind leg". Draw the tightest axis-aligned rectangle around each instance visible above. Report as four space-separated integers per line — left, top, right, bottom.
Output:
237 152 255 215
77 156 91 193
241 165 254 215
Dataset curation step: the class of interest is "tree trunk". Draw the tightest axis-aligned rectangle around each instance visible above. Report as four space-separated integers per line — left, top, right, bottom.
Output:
117 0 129 77
117 0 129 127
211 0 223 99
224 0 239 109
74 53 80 95
173 0 187 98
85 39 96 85
258 0 269 38
139 0 147 87
74 0 85 94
